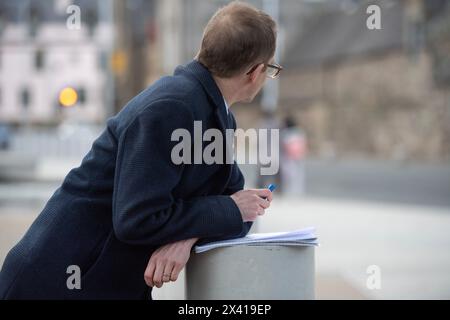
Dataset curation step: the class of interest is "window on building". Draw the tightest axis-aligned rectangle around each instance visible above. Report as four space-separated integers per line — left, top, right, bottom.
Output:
35 49 44 71
78 87 86 105
29 5 40 38
20 87 31 109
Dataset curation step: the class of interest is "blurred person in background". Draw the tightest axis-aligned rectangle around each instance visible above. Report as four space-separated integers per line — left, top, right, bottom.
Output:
257 110 282 190
0 1 280 300
280 116 307 196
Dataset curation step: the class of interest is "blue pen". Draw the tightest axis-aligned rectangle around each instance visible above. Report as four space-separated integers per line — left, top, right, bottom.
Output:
261 184 276 200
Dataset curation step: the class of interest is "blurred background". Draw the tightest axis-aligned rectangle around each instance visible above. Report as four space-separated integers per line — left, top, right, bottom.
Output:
0 0 449 299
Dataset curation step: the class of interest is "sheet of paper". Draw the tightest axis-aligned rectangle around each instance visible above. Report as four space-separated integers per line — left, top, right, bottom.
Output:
194 227 318 253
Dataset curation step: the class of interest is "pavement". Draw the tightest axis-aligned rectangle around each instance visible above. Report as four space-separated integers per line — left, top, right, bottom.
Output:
1 152 449 299
1 196 450 300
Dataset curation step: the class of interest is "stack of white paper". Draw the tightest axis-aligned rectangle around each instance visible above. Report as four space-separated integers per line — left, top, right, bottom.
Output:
194 227 318 253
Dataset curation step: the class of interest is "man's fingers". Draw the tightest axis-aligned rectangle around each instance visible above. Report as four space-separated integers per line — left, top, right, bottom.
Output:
171 262 184 282
162 262 175 283
254 189 272 202
257 207 265 216
256 196 270 209
144 260 156 287
153 260 165 288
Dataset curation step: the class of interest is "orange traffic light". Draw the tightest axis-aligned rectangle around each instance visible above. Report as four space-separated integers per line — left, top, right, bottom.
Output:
59 87 78 107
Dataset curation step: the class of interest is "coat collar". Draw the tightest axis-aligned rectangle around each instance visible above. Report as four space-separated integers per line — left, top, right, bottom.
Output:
175 60 235 186
175 60 230 132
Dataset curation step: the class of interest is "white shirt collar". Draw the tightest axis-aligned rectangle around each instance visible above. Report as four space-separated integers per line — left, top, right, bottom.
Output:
223 97 229 115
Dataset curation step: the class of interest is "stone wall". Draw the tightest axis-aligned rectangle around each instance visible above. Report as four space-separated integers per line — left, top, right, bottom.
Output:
273 51 450 163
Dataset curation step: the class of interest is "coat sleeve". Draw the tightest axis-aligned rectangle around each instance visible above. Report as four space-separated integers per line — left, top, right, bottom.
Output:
196 113 252 247
112 99 244 246
195 161 253 246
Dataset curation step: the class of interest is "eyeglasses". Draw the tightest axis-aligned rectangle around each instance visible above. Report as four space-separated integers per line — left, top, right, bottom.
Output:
246 62 283 79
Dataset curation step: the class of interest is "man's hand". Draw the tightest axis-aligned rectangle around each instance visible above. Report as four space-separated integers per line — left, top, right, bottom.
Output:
144 238 198 288
230 189 272 222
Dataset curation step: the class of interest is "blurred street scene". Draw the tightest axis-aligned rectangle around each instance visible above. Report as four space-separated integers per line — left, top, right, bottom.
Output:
1 0 450 299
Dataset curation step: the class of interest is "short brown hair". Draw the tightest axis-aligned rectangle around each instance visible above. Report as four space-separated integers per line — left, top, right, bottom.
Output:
196 1 277 78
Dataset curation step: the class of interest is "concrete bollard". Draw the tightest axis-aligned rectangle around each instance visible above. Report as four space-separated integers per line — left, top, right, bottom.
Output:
185 245 315 300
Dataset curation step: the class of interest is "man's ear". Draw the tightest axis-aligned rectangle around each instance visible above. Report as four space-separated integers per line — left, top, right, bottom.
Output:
248 63 265 83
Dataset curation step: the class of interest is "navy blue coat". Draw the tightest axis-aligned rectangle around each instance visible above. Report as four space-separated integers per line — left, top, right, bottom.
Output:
0 60 251 299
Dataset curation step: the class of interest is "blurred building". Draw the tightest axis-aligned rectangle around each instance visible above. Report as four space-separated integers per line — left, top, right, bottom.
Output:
0 0 448 163
0 0 114 125
279 0 450 163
